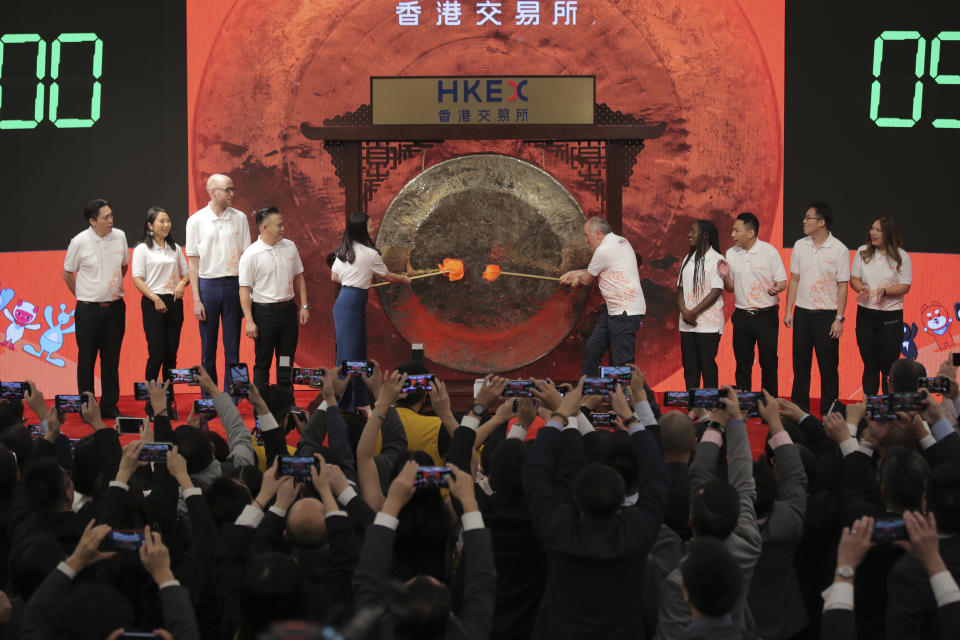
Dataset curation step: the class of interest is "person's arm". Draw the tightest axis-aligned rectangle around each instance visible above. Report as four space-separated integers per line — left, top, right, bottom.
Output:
239 285 257 339
718 256 734 292
760 393 807 540
294 272 309 325
323 400 357 482
559 269 594 287
428 377 459 437
784 272 799 327
140 526 201 640
715 388 762 550
197 366 256 469
61 270 76 295
830 283 848 339
653 570 690 640
822 515 875 640
357 372 406 511
187 256 205 321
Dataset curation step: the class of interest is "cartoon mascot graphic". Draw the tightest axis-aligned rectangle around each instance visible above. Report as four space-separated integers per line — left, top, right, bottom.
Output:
2 300 41 350
920 301 955 351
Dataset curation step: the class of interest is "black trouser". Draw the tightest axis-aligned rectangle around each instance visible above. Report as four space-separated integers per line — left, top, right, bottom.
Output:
680 331 721 390
791 307 839 414
252 300 299 391
141 294 184 382
856 305 903 396
731 306 779 395
75 299 125 411
582 311 645 376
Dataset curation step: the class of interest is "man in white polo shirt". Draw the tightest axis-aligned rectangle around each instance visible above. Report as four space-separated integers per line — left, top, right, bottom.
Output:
719 212 788 396
62 198 129 418
784 202 850 413
185 173 251 394
560 216 646 375
238 207 309 391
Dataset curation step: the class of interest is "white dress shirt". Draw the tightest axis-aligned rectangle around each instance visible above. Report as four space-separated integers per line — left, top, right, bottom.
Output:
131 241 188 295
184 203 251 278
238 237 305 303
677 247 724 333
63 228 129 302
851 245 912 311
586 232 647 316
331 243 388 289
725 239 788 310
789 233 850 310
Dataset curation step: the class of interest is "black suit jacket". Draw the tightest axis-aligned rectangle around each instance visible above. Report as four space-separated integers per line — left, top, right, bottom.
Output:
887 535 960 639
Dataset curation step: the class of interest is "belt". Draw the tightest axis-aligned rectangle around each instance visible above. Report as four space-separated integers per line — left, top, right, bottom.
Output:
78 299 123 309
253 299 296 308
738 305 777 317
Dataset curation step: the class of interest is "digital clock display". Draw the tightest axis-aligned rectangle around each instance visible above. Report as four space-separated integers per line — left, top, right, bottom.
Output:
0 0 186 252
785 0 959 253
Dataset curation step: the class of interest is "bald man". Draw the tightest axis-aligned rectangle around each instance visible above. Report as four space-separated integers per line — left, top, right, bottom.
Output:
185 174 251 395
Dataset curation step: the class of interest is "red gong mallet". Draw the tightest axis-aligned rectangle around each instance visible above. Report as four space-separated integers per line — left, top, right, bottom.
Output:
371 257 465 288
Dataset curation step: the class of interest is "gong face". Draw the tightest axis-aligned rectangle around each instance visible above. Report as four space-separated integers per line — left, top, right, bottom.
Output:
376 154 592 373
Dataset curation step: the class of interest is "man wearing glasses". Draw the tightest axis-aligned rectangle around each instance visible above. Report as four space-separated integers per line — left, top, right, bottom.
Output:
185 174 251 395
783 202 850 413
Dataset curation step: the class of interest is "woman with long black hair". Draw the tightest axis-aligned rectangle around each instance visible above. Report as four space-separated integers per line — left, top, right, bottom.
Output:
850 216 912 394
331 212 410 410
677 220 725 389
131 207 189 381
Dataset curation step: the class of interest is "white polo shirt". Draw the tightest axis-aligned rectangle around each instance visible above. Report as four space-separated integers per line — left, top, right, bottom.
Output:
184 203 251 278
131 241 188 295
851 245 912 312
586 232 646 316
725 239 788 310
789 233 850 311
677 247 725 333
331 243 388 289
63 228 129 302
238 238 305 303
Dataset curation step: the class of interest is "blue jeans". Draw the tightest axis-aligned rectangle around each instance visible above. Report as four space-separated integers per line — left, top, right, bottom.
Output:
333 286 370 410
198 276 242 394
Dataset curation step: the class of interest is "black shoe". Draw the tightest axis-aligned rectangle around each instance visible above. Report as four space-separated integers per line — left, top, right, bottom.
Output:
100 406 119 419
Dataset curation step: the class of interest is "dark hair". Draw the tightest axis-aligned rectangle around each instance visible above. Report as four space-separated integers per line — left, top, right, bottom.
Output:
48 583 135 640
0 399 24 431
261 384 295 425
137 206 179 249
680 537 743 617
334 212 377 264
691 479 739 539
927 463 960 534
660 411 696 458
395 485 454 581
255 206 280 227
861 216 904 271
602 432 639 495
807 201 833 230
0 443 17 499
206 477 252 529
207 431 229 462
173 425 214 475
232 464 263 499
9 534 65 600
880 447 929 512
889 358 926 393
573 463 625 518
489 438 526 497
238 553 307 640
680 220 721 297
0 424 31 471
736 212 760 236
83 198 110 224
22 457 70 512
393 576 452 640
753 457 777 520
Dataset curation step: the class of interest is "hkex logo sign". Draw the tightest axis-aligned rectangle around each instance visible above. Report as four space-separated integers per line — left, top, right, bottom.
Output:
437 79 528 103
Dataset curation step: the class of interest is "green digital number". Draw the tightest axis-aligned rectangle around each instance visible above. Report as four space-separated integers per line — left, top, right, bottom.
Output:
870 30 925 128
0 34 47 130
49 33 102 128
931 31 960 129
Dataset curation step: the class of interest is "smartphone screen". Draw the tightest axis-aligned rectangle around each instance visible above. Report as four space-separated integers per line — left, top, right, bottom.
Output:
503 380 535 397
168 368 198 385
292 367 325 387
872 518 907 543
737 391 764 418
415 466 453 487
133 382 149 400
663 391 690 407
918 376 950 394
55 394 85 414
229 363 250 397
139 442 172 463
28 423 46 439
117 417 146 434
889 392 924 413
690 388 723 409
342 360 374 377
583 377 616 395
105 529 146 551
865 395 896 421
253 415 264 446
600 366 632 383
590 412 616 427
278 455 318 482
401 373 434 393
0 381 27 400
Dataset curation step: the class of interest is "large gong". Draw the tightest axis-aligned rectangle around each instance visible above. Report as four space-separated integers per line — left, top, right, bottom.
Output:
376 154 593 373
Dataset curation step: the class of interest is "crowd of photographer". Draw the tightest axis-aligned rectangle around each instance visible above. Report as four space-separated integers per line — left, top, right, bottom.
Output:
0 351 957 639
